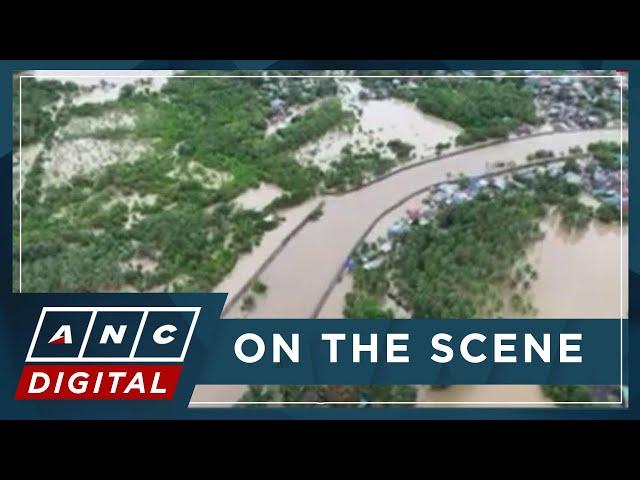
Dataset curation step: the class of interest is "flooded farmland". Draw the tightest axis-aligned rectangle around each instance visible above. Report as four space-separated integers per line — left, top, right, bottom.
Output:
297 93 462 170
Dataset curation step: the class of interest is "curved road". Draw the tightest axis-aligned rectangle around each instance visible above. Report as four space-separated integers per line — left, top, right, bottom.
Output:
224 128 624 319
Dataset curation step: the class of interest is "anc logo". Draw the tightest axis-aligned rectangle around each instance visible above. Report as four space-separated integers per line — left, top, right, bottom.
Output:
15 307 200 400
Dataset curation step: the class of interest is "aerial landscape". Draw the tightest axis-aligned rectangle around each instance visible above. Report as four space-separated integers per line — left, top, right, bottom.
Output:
13 70 628 407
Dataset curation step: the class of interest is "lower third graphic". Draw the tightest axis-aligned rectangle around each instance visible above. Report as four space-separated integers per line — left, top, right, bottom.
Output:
15 306 200 400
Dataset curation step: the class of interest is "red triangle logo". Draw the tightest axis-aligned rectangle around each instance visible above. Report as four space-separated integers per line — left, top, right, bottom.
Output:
48 325 72 345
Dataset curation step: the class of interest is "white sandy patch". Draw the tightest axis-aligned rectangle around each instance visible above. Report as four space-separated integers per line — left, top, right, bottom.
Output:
123 256 158 274
56 111 136 139
167 161 233 189
100 192 157 230
41 138 151 187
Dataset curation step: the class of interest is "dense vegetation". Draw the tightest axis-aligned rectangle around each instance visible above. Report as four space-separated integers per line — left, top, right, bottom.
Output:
325 148 396 192
15 75 350 292
542 385 592 403
344 170 611 319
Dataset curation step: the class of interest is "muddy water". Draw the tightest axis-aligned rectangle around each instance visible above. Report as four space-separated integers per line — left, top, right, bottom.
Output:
189 385 249 407
417 385 552 407
233 183 284 211
526 218 628 319
213 199 321 304
297 94 462 170
319 275 354 318
225 129 622 319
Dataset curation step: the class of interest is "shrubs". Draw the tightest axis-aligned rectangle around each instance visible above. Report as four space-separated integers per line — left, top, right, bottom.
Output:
542 385 592 403
595 203 620 223
558 198 593 232
251 279 268 295
241 294 256 312
386 139 414 162
325 150 396 191
588 141 628 170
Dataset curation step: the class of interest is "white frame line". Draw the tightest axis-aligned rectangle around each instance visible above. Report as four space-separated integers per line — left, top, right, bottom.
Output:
190 400 622 406
18 72 626 406
128 310 149 359
77 310 97 358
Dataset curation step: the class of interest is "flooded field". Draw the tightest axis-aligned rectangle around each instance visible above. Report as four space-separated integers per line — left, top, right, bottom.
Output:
526 217 628 319
297 89 462 170
233 183 284 211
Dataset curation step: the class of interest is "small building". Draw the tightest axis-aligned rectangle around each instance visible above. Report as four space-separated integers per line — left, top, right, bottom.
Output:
379 241 393 254
270 97 285 113
440 183 459 196
363 257 384 271
492 177 507 190
421 206 435 219
452 191 471 204
406 207 421 222
563 172 582 185
388 220 410 237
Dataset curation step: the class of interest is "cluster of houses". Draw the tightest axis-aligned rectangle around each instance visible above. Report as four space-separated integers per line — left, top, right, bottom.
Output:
354 173 514 271
352 153 627 272
575 155 629 212
526 75 620 132
268 97 290 125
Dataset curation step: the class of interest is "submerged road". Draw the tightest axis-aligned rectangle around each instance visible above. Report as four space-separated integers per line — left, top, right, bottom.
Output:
224 128 624 319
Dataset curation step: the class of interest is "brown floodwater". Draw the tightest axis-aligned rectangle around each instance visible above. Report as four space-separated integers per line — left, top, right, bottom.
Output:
526 217 628 319
417 385 552 407
296 95 462 170
224 128 624 319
